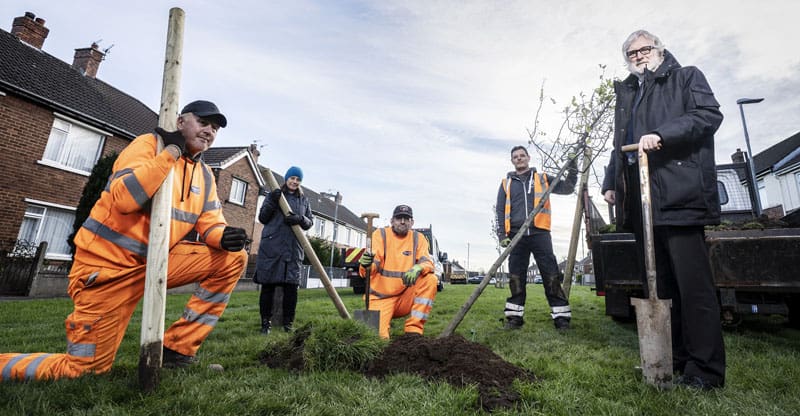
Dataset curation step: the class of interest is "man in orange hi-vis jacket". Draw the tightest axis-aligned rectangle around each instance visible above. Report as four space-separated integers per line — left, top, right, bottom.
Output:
1 100 248 381
358 204 437 339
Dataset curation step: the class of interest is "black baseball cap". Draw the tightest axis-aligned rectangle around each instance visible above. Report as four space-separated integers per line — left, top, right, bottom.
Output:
181 100 227 128
392 204 413 218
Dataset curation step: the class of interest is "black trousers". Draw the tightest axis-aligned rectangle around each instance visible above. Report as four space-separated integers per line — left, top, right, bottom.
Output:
625 164 726 385
259 283 298 325
506 232 569 314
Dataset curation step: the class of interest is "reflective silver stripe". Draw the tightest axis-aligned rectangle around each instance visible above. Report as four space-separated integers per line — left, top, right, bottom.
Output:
534 173 552 215
202 163 213 202
419 255 431 264
551 311 572 319
82 217 148 257
2 353 30 380
505 310 524 318
202 224 225 242
67 342 96 358
194 287 230 304
25 353 53 380
414 296 433 307
105 168 134 192
182 308 219 327
123 173 150 208
551 305 572 319
380 270 405 278
203 200 221 213
410 310 428 320
504 302 524 312
172 208 199 224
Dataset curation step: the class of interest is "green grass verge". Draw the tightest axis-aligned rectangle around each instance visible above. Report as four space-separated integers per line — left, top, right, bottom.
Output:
1 285 799 415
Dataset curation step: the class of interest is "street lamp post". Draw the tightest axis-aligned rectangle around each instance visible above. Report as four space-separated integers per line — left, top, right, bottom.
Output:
320 191 341 272
736 97 764 217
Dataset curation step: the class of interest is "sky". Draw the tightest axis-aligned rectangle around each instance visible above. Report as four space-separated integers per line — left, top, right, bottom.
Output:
3 1 798 272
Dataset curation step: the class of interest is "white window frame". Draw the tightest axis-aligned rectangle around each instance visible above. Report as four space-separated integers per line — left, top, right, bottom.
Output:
18 199 77 261
315 218 326 238
229 177 247 206
38 113 108 176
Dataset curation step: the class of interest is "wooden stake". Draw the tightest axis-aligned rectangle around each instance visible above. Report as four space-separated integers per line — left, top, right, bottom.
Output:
139 7 184 392
562 147 592 298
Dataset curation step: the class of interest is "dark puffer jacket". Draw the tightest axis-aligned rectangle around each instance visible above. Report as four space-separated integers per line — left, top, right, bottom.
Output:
602 50 723 229
255 187 313 285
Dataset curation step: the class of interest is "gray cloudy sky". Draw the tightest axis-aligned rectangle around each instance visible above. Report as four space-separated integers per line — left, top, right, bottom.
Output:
3 0 798 270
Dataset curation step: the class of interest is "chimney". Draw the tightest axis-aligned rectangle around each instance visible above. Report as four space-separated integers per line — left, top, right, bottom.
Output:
731 148 745 163
249 143 261 161
72 43 106 78
11 12 49 49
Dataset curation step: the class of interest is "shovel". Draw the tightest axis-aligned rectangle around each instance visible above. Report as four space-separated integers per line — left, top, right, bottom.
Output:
353 213 381 331
621 143 673 389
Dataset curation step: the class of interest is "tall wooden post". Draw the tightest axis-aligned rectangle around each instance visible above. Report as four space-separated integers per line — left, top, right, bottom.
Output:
563 147 592 298
139 7 184 392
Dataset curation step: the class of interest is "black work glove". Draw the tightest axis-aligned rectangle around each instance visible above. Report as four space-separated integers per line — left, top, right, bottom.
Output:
220 226 248 251
284 213 305 226
269 188 282 204
155 127 186 154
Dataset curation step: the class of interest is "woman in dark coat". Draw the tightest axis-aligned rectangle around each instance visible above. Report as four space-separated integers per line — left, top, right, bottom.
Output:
256 166 313 334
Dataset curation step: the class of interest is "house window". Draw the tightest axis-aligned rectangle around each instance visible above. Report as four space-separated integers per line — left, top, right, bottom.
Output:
17 202 75 260
315 218 325 238
229 177 247 205
41 117 105 174
758 179 768 208
717 181 729 206
346 228 352 246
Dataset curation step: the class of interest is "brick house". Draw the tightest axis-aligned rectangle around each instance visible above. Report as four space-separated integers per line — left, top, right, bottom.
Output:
0 12 261 295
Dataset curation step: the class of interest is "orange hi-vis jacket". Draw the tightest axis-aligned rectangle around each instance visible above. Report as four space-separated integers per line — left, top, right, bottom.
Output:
360 227 434 298
73 133 229 269
501 171 552 234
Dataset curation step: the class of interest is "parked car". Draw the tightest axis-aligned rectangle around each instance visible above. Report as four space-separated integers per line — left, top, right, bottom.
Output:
533 275 543 284
468 275 484 284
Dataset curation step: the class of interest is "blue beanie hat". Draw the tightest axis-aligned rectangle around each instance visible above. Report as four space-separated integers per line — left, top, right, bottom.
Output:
285 166 303 181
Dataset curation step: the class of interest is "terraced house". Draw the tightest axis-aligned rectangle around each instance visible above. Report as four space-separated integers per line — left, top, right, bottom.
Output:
0 11 262 296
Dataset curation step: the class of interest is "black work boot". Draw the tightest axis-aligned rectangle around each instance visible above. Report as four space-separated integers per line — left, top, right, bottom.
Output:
260 319 271 335
553 317 571 331
283 322 293 333
163 347 198 368
504 317 524 330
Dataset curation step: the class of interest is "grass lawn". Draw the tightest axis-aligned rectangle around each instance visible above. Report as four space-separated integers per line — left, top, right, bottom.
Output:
1 284 799 415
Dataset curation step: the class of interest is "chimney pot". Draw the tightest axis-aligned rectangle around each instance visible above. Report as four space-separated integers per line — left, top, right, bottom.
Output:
11 11 50 49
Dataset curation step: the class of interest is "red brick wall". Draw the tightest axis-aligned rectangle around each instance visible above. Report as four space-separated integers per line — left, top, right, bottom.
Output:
0 94 130 241
213 155 262 260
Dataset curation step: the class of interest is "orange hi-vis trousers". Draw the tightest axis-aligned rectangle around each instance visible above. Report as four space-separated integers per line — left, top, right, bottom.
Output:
0 242 246 381
367 272 437 339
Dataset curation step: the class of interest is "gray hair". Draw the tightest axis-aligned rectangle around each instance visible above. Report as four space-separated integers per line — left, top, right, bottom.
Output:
622 30 665 62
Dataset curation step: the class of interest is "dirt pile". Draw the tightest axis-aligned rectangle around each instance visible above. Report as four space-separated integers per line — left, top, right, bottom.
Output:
365 333 536 412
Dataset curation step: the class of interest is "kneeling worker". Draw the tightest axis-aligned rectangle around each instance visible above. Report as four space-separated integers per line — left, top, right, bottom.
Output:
358 205 438 339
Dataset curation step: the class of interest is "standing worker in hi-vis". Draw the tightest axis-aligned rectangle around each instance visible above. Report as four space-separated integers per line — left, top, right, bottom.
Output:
496 145 577 331
358 205 438 339
0 100 248 381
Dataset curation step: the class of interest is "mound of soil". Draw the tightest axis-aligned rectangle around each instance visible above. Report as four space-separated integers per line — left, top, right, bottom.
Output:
365 333 536 412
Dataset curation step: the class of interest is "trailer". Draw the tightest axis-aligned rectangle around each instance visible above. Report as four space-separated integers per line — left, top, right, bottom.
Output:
589 162 800 327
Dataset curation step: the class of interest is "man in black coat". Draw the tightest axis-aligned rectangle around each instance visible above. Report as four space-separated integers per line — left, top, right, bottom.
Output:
601 30 725 389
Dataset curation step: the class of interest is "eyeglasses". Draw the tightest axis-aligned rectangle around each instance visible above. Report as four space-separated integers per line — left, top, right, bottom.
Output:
626 45 655 59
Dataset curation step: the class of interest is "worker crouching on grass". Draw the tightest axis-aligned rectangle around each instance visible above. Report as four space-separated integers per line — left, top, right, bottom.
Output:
358 205 437 339
0 100 248 381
